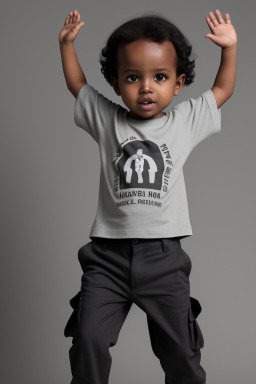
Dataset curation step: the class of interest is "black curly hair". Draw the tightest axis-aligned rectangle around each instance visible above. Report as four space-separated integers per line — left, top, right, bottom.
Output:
99 14 198 88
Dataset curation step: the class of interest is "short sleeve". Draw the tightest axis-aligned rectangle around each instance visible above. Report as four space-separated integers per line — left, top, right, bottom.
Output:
173 89 221 149
74 83 121 143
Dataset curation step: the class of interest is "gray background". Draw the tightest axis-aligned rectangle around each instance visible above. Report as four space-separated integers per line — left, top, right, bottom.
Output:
1 0 255 383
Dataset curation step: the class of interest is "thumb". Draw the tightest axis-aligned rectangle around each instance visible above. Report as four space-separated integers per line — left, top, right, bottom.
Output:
205 34 218 42
71 21 84 33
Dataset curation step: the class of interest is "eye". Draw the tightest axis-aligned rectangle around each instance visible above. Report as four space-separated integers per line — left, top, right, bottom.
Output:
127 75 138 82
155 73 168 82
126 73 168 82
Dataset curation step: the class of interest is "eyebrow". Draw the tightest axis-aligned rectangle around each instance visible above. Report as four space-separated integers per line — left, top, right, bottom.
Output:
122 68 171 74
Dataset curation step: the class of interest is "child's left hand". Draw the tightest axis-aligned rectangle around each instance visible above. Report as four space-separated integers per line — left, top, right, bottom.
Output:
205 10 237 48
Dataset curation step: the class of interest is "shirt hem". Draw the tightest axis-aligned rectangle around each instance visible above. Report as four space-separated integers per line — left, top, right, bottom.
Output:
89 226 193 239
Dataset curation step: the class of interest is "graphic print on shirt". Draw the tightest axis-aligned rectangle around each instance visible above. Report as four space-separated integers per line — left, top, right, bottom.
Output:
113 137 173 208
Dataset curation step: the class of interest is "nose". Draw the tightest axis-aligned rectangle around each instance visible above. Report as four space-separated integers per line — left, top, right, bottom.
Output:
140 79 153 94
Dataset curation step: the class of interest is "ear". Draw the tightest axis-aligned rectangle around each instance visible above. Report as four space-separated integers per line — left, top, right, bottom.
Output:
173 74 186 96
110 75 121 96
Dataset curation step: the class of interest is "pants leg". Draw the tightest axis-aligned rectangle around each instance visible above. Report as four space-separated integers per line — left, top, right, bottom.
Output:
132 238 206 384
64 238 133 384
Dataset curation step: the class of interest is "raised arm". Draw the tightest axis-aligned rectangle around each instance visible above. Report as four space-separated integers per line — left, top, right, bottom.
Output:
205 10 237 109
59 10 87 98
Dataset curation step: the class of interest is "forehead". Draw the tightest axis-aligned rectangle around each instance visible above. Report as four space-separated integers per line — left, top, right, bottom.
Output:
116 39 177 71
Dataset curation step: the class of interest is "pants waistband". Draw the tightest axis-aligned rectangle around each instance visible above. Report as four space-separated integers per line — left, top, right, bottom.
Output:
90 237 181 253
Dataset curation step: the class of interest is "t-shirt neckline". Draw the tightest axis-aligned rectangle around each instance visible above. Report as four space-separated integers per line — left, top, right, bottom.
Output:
126 111 168 126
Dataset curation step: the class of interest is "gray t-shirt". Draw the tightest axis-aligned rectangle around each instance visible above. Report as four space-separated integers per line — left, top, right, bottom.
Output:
74 83 221 239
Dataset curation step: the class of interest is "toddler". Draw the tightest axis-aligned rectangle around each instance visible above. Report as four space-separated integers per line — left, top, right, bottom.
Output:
59 9 237 384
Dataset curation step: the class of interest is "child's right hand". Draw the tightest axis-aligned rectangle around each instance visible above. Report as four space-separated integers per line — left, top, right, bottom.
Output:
59 10 84 45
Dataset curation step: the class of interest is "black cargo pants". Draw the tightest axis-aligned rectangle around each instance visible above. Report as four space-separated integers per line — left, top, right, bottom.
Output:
64 237 206 384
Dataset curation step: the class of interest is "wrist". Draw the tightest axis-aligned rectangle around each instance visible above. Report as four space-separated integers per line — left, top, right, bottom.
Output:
222 43 237 51
59 41 74 48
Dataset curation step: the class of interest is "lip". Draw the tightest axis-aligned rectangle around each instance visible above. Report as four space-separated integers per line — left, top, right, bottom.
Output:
138 97 155 103
138 102 156 111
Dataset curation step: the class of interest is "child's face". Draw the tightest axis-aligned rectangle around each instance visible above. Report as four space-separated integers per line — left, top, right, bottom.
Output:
111 39 186 120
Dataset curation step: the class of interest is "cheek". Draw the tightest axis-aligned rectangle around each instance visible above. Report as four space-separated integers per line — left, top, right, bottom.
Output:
122 87 136 101
161 87 173 98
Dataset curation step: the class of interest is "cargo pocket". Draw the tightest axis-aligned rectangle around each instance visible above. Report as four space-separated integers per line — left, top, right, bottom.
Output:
188 296 204 351
64 290 83 342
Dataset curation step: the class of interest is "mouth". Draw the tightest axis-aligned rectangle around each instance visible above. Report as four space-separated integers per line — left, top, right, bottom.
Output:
138 101 156 111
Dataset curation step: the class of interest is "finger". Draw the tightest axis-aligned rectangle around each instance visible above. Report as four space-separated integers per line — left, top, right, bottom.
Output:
205 34 219 44
215 9 225 24
226 13 232 24
71 21 82 29
209 11 219 27
64 15 70 25
77 21 84 30
74 9 78 23
65 13 70 25
75 10 80 23
71 21 84 35
206 16 215 33
67 12 73 24
72 11 76 23
205 33 215 40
